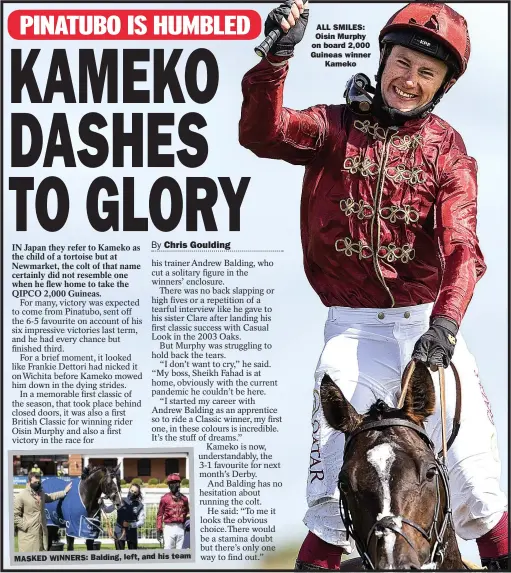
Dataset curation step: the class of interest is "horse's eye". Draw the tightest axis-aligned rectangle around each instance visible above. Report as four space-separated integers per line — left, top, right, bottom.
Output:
426 467 438 480
338 475 350 492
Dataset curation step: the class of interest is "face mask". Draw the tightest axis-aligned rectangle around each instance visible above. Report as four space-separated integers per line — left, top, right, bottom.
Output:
169 483 180 494
30 482 41 492
128 491 138 500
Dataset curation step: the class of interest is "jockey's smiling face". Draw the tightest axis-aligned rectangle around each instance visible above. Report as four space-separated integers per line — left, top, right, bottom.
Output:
381 45 454 112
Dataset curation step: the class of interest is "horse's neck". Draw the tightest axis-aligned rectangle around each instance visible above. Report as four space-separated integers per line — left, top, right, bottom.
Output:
81 472 103 516
438 523 465 571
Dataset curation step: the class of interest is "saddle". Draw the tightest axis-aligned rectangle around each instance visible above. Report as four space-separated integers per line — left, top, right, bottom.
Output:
339 557 364 571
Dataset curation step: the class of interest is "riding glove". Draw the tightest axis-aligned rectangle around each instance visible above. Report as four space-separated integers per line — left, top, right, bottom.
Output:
412 317 458 369
265 1 309 58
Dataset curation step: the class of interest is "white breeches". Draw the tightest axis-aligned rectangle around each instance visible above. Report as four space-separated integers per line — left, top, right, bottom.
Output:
163 523 184 550
304 304 507 551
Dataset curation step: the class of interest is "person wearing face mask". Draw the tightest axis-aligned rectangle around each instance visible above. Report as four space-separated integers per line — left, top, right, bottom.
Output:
240 2 508 570
13 472 72 552
100 483 145 550
156 474 190 550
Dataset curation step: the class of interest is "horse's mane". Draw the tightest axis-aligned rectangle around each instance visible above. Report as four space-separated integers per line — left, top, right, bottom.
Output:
81 464 118 480
365 399 410 422
83 464 103 475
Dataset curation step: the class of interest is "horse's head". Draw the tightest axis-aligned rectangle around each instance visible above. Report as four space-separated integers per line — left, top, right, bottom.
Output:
320 362 451 570
100 464 123 509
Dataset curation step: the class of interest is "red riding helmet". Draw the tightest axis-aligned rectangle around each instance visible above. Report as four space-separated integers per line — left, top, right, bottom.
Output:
379 3 470 78
166 473 181 482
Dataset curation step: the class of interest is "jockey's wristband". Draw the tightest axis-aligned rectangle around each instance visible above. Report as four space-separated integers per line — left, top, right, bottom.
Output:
430 316 458 336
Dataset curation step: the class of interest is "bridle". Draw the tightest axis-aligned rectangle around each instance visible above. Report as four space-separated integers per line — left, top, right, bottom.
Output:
84 466 122 508
101 468 122 507
97 468 123 541
338 361 462 570
339 418 452 569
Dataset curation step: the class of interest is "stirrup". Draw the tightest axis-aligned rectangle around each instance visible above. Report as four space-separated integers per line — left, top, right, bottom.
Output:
294 560 337 571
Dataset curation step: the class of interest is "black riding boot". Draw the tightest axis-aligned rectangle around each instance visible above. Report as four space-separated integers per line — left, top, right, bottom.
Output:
481 555 510 571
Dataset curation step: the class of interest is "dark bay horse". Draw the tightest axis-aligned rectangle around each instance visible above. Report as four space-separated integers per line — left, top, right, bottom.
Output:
80 464 123 516
320 362 465 570
48 464 122 550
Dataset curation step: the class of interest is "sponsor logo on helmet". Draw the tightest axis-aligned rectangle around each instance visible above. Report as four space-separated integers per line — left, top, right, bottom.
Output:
410 34 439 56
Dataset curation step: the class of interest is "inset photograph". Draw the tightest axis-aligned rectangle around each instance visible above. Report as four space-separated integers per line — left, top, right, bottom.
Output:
12 450 192 553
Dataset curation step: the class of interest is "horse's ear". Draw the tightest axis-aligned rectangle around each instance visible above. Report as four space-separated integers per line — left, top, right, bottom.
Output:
401 361 436 424
114 463 121 474
320 375 362 434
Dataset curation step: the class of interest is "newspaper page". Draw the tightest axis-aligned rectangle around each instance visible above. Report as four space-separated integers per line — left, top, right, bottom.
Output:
2 1 508 571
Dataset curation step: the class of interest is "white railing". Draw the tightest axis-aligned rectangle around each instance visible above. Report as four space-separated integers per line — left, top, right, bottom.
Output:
14 488 190 547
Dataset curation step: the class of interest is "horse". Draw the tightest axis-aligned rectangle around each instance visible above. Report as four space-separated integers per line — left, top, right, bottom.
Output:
320 361 465 570
47 464 123 550
80 464 123 516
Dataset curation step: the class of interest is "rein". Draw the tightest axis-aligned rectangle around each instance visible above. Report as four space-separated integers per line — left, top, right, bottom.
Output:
339 360 462 570
397 359 462 462
87 467 122 542
101 507 115 539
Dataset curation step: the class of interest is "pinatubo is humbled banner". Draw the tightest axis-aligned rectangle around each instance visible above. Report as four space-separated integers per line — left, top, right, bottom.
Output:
2 2 509 571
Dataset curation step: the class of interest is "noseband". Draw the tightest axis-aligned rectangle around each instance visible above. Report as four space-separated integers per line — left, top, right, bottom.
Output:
339 418 453 570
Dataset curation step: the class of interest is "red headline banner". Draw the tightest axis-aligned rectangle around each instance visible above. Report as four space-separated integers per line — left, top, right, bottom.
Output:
8 10 262 40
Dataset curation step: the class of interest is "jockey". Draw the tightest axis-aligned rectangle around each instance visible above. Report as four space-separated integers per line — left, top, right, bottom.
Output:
156 474 190 550
239 2 508 570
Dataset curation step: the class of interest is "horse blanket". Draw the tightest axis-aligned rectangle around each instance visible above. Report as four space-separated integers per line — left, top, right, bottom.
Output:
44 477 101 539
